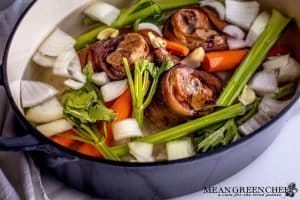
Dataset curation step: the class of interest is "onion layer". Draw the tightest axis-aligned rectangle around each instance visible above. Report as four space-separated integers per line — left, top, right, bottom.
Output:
100 79 128 102
21 80 58 108
39 29 75 57
84 1 120 26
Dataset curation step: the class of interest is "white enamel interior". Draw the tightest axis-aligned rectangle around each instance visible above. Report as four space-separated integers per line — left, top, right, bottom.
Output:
5 0 300 113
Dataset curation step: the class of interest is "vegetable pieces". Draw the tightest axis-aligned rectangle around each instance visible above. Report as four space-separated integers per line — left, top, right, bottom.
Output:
63 85 116 123
59 64 119 160
26 98 63 124
112 118 143 141
36 119 73 137
166 41 190 57
101 79 128 102
104 89 132 145
203 49 249 73
111 103 244 157
194 119 240 153
51 130 76 148
21 80 58 108
84 1 120 26
129 142 154 162
110 90 132 121
225 0 260 30
166 138 195 160
248 70 278 94
123 58 173 128
77 143 102 158
273 83 296 100
38 29 76 57
181 47 205 68
238 85 256 106
62 64 116 123
217 10 291 106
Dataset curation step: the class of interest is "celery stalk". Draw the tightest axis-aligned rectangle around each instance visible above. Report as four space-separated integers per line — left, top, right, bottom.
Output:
75 25 108 50
111 103 244 157
95 142 120 161
217 10 291 106
124 59 173 128
273 82 296 100
112 4 161 28
156 0 200 11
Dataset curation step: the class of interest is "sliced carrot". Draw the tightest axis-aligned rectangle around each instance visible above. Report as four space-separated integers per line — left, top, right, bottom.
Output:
166 40 190 56
101 89 132 146
111 89 132 121
202 49 249 73
51 130 76 148
77 143 102 158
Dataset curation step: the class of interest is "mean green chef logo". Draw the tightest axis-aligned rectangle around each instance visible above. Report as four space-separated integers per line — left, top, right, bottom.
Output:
203 182 298 198
286 183 298 197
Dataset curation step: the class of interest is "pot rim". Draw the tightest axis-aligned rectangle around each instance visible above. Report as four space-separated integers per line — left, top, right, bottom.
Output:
2 0 300 167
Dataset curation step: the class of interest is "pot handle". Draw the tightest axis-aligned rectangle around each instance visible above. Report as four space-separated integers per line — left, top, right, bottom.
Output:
0 134 78 166
0 134 43 151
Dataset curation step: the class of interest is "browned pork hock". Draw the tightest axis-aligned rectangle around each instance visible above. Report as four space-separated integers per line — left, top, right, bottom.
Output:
146 64 223 128
106 33 150 72
163 7 228 51
87 33 150 80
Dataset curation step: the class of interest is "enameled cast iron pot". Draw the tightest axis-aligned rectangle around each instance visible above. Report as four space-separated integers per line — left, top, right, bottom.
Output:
0 0 300 199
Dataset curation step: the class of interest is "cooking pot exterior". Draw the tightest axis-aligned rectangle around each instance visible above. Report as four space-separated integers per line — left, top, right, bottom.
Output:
0 0 299 199
33 112 287 199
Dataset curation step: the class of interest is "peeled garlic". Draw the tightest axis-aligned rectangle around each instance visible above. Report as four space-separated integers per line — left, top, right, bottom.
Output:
239 85 256 106
97 28 119 40
181 47 205 68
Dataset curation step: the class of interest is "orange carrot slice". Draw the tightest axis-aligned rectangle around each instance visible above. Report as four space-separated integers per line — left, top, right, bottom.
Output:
166 40 190 56
203 49 249 73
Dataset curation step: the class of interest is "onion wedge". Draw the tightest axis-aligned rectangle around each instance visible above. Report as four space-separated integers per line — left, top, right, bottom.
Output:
32 52 56 68
36 119 73 137
278 57 300 82
92 72 110 86
101 79 128 102
259 96 291 117
84 1 120 26
246 11 271 46
166 138 195 161
39 29 75 57
64 79 85 90
138 23 163 36
225 0 260 30
21 80 58 108
129 142 154 162
263 54 290 72
25 98 63 124
112 118 143 141
249 71 278 95
223 25 245 40
239 111 271 135
227 38 249 50
53 49 83 80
